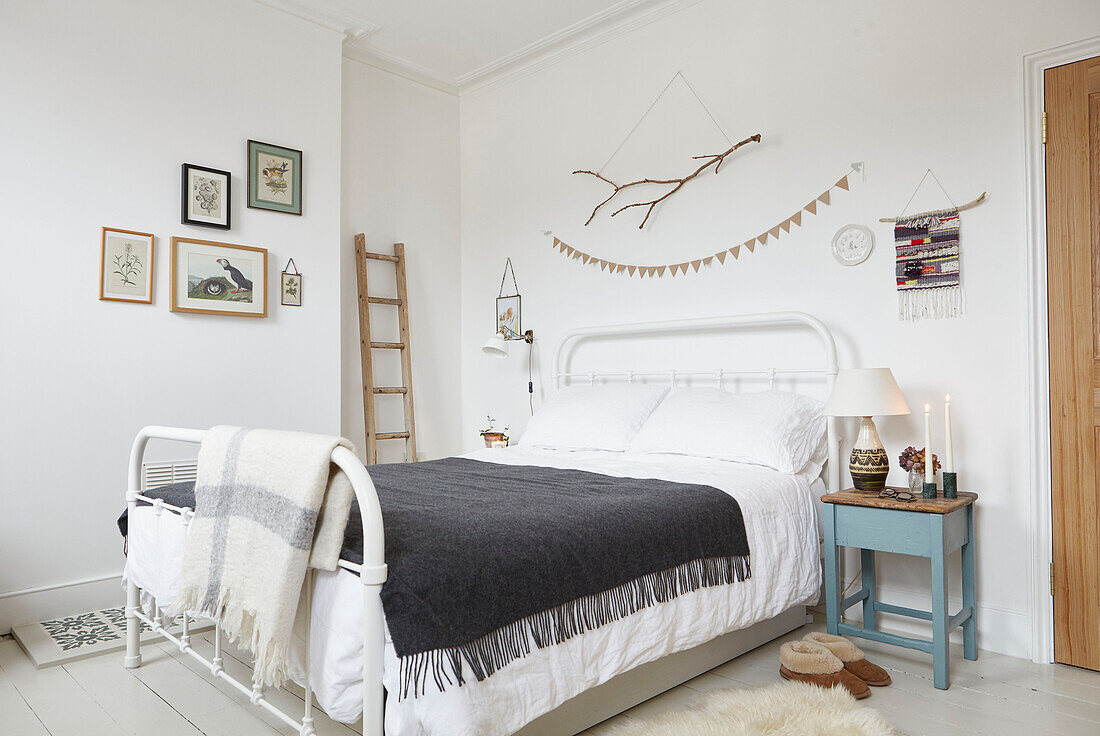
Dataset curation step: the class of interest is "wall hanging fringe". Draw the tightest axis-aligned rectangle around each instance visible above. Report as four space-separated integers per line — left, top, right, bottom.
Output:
544 164 861 278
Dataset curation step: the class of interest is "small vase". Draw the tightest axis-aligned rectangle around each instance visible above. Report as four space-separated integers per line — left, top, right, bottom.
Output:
908 468 924 496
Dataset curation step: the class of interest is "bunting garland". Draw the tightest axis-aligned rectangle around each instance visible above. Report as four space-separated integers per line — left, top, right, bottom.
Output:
545 165 862 278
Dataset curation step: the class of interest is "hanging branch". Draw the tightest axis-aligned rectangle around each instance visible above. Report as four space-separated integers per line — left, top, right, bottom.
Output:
573 133 762 229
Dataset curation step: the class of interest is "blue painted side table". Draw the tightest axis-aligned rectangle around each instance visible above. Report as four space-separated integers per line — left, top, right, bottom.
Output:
821 487 977 689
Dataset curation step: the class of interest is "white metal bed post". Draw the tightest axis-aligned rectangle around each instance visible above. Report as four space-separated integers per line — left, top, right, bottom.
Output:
123 427 389 736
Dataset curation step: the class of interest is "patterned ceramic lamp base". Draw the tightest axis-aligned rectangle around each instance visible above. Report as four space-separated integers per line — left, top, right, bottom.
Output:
850 447 890 491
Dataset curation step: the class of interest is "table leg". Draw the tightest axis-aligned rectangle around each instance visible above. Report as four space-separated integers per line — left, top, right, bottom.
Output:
823 503 840 635
962 505 977 661
930 515 950 689
860 548 877 630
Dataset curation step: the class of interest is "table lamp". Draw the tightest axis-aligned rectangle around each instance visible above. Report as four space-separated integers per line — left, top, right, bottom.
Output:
824 368 911 491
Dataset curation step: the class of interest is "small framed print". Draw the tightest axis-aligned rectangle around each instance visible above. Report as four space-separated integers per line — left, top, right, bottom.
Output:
100 227 154 304
248 140 302 215
181 164 231 229
170 237 267 317
281 259 302 306
496 295 522 339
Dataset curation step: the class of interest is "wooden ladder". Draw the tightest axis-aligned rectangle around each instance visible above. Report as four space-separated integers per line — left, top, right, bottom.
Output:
354 234 417 464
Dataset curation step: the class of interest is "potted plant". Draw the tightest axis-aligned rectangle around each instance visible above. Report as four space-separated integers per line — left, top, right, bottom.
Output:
898 446 941 495
480 415 510 448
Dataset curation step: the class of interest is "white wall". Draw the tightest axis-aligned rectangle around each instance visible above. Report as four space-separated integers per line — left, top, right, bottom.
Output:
0 0 344 631
340 59 462 463
459 0 1100 658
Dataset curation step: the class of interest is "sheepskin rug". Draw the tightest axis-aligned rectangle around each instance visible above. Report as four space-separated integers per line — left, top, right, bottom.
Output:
605 682 896 736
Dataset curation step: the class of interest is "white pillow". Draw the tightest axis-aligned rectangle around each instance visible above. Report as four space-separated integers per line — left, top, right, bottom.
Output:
628 388 826 474
520 384 670 452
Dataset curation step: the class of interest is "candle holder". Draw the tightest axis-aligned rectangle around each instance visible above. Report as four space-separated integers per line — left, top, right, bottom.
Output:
942 472 957 499
922 481 937 499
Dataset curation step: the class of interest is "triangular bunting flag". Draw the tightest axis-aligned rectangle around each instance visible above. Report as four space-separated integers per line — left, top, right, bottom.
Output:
768 225 781 239
616 264 626 273
702 257 713 267
564 246 575 255
805 200 817 215
572 250 582 259
627 266 636 277
758 233 769 246
746 241 755 253
818 190 831 206
791 211 802 227
656 266 666 277
553 237 561 249
731 246 741 259
836 175 850 191
581 254 590 264
691 260 702 272
779 218 791 233
716 251 727 264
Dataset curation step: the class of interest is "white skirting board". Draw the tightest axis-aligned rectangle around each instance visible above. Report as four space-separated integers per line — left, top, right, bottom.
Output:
516 605 810 736
0 575 124 636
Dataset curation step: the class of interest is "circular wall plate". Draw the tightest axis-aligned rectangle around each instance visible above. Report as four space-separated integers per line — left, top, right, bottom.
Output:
832 224 874 266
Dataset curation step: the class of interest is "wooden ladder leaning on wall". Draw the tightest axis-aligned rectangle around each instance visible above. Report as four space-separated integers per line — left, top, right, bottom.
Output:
353 234 417 464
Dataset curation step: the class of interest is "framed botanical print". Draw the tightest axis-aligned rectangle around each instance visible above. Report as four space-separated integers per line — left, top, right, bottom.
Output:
100 227 154 304
170 237 267 317
247 140 302 215
280 258 302 306
496 295 522 339
181 164 231 229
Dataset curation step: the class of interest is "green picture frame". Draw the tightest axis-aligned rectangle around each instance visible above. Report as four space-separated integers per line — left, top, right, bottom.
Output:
247 140 302 215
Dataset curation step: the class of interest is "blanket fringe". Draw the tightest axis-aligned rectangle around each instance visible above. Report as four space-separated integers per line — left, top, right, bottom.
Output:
898 285 963 321
397 555 750 700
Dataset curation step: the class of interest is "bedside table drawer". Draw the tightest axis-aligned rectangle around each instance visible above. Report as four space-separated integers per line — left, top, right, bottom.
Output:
832 505 968 556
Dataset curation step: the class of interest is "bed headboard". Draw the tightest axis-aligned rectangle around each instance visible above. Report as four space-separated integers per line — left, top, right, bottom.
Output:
551 311 840 493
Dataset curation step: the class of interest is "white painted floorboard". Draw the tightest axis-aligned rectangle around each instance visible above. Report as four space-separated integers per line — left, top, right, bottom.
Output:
3 622 1100 735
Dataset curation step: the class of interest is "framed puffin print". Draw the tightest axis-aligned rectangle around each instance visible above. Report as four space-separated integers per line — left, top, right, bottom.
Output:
169 237 267 317
247 140 302 215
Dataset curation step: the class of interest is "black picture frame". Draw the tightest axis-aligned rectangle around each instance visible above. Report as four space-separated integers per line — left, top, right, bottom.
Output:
496 294 522 340
181 163 231 230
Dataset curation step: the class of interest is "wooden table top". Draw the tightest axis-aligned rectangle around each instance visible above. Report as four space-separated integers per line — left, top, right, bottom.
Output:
821 487 977 514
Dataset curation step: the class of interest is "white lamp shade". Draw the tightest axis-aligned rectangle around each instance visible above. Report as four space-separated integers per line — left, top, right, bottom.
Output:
482 332 508 357
824 367 910 417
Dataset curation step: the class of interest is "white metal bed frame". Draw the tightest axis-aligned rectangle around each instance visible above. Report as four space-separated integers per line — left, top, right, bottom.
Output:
121 311 837 736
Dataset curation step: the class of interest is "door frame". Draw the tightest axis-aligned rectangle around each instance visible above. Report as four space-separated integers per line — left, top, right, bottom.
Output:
1023 35 1100 666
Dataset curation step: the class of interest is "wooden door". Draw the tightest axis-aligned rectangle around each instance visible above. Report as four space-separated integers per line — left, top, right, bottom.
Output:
1046 55 1100 671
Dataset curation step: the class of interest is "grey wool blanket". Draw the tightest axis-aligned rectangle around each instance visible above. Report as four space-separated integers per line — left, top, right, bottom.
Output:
127 457 750 698
170 426 354 686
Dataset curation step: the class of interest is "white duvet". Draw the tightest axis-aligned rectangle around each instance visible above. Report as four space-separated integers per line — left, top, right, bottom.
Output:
124 447 822 736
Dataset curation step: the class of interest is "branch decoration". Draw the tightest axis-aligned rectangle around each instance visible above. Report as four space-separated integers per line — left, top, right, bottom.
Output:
545 164 862 278
574 134 761 229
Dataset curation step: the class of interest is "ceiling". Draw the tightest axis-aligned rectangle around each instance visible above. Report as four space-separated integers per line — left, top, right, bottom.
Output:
256 0 702 94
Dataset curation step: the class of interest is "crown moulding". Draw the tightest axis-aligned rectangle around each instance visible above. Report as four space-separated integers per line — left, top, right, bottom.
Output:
253 0 706 97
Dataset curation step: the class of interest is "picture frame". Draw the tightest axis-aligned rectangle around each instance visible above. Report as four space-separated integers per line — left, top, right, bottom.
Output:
170 237 267 317
496 294 522 339
247 140 302 215
181 164 231 229
281 258 302 307
100 227 154 304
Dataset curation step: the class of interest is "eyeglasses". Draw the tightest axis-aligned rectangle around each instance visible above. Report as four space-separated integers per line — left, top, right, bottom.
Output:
879 489 916 503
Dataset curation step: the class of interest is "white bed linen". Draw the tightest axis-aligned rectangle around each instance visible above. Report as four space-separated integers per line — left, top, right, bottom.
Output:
124 447 822 736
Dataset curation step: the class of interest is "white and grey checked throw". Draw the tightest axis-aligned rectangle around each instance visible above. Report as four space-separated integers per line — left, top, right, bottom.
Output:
171 426 354 686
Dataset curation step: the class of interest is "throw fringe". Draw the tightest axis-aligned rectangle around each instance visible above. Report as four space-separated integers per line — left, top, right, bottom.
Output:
898 286 963 321
171 588 293 687
397 555 750 700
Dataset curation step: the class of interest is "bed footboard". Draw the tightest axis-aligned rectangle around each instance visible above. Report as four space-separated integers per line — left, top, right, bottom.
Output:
123 426 387 736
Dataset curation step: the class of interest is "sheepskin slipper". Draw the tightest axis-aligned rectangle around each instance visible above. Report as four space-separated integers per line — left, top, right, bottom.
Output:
803 632 892 686
778 641 870 699
603 681 895 736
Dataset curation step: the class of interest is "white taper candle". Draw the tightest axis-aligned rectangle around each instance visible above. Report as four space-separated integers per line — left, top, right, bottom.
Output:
944 394 954 473
924 403 933 483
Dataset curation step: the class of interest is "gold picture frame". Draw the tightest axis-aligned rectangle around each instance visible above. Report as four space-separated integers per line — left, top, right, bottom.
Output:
100 227 154 304
169 237 267 317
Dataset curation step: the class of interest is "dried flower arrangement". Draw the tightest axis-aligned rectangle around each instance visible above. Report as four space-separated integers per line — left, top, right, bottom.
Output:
898 446 941 474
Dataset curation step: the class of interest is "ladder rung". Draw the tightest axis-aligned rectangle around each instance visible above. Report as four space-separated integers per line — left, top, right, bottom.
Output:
375 432 411 440
372 387 408 394
362 252 399 263
367 297 402 305
370 342 406 350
